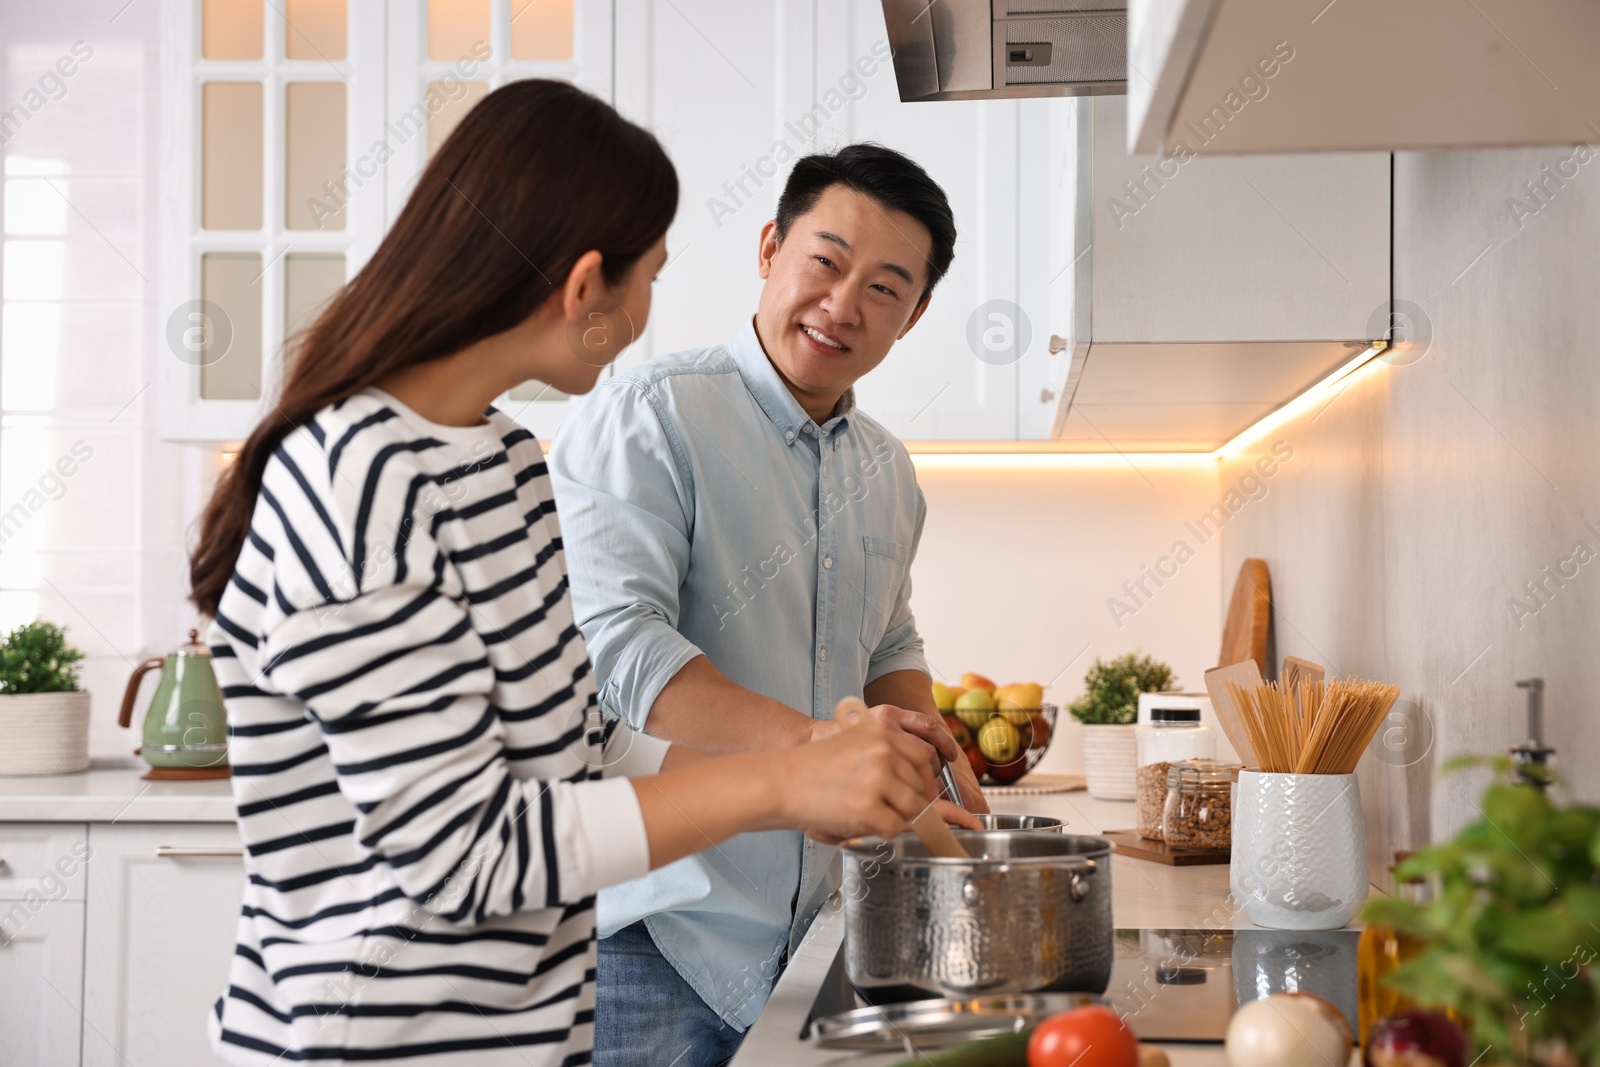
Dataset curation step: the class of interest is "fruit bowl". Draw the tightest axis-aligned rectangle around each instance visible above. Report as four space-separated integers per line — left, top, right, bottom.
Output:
941 703 1059 786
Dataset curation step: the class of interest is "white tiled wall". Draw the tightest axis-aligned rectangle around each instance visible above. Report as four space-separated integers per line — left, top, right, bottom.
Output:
2 1 215 762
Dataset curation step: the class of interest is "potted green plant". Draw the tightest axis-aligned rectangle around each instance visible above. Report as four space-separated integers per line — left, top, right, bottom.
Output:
1363 758 1600 1067
0 620 90 776
1069 652 1175 800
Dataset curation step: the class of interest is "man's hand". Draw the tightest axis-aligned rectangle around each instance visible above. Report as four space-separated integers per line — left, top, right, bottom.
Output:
811 703 957 770
940 741 988 812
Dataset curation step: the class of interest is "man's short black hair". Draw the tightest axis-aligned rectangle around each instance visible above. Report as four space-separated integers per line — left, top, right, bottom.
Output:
774 143 957 302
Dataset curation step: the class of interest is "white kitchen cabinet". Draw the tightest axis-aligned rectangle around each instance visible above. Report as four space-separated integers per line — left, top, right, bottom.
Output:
814 0 1027 442
1126 0 1600 157
1057 95 1390 451
0 900 86 1067
80 822 245 1067
612 0 1068 445
610 0 809 371
0 822 88 900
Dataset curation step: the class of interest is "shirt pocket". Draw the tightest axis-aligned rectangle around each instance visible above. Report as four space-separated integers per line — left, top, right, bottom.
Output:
858 535 912 654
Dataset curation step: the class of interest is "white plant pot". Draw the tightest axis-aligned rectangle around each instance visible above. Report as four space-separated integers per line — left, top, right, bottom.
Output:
1082 723 1137 800
1231 771 1369 930
0 691 91 775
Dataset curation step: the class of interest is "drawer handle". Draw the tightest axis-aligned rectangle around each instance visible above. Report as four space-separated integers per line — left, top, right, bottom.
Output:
155 847 244 858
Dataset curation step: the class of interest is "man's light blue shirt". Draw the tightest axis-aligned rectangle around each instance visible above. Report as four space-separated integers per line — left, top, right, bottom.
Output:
548 319 928 1029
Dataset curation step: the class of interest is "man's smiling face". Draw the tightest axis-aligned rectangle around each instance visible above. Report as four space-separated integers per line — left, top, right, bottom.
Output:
753 184 934 418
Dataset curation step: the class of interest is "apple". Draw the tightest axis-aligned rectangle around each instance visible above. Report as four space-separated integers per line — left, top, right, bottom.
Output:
1364 1011 1467 1067
995 682 1044 725
954 687 997 732
931 681 956 711
978 718 1023 763
987 752 1031 784
963 744 989 780
1028 713 1053 750
960 672 996 694
941 714 973 749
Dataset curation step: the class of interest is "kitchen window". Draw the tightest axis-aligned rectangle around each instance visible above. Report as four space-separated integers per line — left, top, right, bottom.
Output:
159 0 609 443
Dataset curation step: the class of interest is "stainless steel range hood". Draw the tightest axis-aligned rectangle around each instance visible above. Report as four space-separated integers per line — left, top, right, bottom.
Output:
881 0 1128 103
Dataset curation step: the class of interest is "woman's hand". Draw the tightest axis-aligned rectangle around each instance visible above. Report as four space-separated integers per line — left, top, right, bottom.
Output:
811 703 989 814
776 719 936 843
810 703 961 774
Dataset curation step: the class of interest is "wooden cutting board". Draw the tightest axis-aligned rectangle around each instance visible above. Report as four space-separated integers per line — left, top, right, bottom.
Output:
1104 830 1231 866
1219 559 1271 675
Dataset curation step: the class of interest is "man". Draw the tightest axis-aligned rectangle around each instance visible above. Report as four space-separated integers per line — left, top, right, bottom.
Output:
549 144 986 1065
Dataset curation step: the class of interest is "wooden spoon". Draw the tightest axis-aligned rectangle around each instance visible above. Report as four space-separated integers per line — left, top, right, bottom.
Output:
834 697 969 859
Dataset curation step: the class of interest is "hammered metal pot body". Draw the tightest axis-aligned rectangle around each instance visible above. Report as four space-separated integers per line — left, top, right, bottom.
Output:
842 831 1113 998
1231 771 1368 930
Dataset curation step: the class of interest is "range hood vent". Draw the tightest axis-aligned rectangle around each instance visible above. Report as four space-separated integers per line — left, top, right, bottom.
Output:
881 0 1128 103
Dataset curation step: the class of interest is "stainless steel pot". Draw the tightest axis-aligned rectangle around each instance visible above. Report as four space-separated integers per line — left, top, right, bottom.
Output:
970 813 1066 832
841 830 1113 999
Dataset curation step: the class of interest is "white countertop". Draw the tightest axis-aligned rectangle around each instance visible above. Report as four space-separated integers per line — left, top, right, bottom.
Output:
0 759 237 822
734 790 1349 1067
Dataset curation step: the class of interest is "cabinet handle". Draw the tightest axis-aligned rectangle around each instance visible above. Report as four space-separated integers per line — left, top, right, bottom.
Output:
154 846 244 858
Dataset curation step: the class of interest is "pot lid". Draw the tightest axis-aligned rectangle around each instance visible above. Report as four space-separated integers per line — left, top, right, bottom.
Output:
810 993 1105 1051
178 628 211 658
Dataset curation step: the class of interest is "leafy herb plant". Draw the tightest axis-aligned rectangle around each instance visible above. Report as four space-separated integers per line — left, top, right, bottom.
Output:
0 620 86 695
1363 757 1600 1067
1066 652 1176 726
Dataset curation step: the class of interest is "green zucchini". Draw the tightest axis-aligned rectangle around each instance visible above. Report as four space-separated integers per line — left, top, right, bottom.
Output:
890 1028 1032 1066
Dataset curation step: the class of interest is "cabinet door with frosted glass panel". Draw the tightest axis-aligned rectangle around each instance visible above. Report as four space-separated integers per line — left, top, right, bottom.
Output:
159 0 605 443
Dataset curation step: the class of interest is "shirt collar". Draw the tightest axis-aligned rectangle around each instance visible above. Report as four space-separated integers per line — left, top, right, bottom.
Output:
728 318 855 447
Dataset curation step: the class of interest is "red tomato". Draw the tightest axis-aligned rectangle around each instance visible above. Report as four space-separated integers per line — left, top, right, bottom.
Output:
1028 1006 1139 1067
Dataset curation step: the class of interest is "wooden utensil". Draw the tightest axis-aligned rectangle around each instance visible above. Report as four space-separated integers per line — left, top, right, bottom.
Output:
834 697 968 859
1204 659 1264 769
1283 655 1325 694
1219 559 1272 675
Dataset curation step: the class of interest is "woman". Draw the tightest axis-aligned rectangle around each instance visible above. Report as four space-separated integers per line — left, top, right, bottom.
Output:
189 80 967 1065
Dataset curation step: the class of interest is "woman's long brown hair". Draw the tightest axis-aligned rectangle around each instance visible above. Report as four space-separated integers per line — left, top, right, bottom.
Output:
189 79 678 617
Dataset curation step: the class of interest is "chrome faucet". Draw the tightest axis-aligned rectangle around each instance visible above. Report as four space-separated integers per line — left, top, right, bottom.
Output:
1511 677 1555 789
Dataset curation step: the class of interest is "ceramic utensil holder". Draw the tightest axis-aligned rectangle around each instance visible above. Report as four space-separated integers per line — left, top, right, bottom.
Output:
1231 771 1368 930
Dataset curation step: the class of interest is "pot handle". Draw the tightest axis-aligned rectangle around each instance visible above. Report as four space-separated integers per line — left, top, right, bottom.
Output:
1069 857 1099 903
962 856 1099 903
118 658 165 729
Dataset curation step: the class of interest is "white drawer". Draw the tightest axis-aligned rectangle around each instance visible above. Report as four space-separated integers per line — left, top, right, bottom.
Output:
0 824 89 901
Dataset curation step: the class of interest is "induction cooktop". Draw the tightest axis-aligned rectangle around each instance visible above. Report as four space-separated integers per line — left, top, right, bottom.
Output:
803 927 1360 1044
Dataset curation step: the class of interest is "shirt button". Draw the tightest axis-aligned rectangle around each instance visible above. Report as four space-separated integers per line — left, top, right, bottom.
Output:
818 647 827 662
820 463 828 476
785 430 795 441
823 556 832 569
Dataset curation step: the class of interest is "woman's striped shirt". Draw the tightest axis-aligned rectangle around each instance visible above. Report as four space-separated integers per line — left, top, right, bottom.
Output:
206 389 665 1066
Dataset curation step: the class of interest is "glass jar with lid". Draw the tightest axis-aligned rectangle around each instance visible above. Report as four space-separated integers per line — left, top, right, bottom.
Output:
1160 759 1243 850
1134 708 1215 839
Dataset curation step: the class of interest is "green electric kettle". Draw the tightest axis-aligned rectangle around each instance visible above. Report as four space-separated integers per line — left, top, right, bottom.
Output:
118 629 230 780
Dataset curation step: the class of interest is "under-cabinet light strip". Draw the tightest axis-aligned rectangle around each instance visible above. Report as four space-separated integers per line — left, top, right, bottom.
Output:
1210 341 1388 459
907 342 1388 469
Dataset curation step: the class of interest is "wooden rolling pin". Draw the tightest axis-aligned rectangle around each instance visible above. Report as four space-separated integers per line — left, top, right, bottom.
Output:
834 696 969 859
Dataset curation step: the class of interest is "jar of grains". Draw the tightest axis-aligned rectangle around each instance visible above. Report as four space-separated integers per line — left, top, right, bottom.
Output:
1134 707 1215 839
1161 760 1243 851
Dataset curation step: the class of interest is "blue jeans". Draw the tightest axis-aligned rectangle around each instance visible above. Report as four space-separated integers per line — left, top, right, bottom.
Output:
593 921 747 1067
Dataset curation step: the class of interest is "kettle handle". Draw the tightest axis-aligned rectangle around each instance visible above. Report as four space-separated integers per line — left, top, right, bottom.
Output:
118 658 166 729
